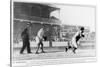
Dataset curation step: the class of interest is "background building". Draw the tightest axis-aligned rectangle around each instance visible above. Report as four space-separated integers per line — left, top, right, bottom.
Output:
13 2 61 47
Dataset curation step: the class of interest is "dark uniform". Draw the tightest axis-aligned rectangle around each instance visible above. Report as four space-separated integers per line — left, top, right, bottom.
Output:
20 28 31 54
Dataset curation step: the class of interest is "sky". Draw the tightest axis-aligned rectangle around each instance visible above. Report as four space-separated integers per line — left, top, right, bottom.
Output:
50 4 96 32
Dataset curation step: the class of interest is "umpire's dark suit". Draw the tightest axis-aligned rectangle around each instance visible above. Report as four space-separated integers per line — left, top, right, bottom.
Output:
20 28 31 54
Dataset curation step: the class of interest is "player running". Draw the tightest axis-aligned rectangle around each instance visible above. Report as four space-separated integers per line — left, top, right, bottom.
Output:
65 27 85 54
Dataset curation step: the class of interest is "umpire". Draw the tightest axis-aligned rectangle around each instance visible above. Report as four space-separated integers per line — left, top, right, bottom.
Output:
20 24 32 54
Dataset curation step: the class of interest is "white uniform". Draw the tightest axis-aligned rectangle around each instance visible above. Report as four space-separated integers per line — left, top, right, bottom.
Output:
69 31 81 48
36 28 44 44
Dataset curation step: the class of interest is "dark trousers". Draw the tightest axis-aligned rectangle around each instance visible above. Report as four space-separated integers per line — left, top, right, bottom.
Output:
20 39 31 53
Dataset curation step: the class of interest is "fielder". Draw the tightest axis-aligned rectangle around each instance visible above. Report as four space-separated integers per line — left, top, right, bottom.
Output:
35 28 45 54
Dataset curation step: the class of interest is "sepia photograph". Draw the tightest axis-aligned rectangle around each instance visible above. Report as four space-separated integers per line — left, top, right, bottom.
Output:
11 0 96 66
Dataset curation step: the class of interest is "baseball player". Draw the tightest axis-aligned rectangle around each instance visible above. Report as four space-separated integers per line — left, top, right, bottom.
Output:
65 27 85 54
35 28 45 54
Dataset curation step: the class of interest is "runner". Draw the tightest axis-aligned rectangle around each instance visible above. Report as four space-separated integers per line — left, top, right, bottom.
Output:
65 27 85 54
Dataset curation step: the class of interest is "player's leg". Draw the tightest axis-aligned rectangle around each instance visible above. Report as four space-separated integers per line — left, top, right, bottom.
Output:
20 40 27 54
73 47 77 54
27 41 32 53
72 41 78 54
40 41 45 53
35 36 40 54
35 42 40 54
65 41 71 52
